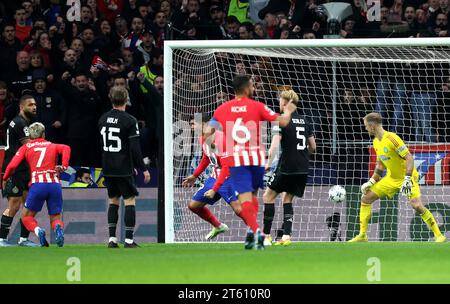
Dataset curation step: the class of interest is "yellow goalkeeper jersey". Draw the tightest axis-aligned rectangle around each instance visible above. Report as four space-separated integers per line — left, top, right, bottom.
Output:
373 131 418 180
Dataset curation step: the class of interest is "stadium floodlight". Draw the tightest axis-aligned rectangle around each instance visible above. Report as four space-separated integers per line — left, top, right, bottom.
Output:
316 2 354 38
163 38 450 243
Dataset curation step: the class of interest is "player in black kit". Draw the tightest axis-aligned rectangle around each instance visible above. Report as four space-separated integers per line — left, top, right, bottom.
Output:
262 90 316 246
98 86 151 248
0 95 38 247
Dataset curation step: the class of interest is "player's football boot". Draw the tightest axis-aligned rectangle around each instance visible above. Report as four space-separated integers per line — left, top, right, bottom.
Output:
435 235 447 243
0 239 14 247
244 228 255 250
205 223 229 240
347 233 368 243
37 229 49 247
255 229 265 250
18 239 39 247
274 235 292 246
124 241 140 248
263 235 273 246
55 224 64 247
108 241 119 248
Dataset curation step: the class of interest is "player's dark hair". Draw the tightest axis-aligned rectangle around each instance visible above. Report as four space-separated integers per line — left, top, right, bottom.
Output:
232 75 251 94
19 94 35 105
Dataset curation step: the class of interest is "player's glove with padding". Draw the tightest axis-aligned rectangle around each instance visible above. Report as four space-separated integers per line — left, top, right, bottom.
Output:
400 175 412 198
361 178 376 194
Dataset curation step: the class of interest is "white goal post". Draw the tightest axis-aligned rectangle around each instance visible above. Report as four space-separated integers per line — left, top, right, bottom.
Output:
163 38 450 243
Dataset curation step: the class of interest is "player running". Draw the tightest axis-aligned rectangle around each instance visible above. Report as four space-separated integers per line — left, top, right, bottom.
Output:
349 112 446 243
99 86 151 248
262 90 316 246
211 75 296 250
2 122 71 247
0 95 38 247
183 114 262 240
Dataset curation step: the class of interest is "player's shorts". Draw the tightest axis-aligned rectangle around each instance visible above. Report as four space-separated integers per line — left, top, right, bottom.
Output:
2 170 30 198
104 176 139 200
370 173 421 199
267 171 308 198
229 166 265 194
192 177 238 205
24 183 63 215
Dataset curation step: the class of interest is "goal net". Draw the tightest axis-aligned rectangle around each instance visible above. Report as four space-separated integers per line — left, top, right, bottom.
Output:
164 39 450 243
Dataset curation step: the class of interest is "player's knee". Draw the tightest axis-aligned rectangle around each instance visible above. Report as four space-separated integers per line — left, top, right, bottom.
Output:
109 197 120 205
232 204 242 215
361 194 375 205
262 192 274 204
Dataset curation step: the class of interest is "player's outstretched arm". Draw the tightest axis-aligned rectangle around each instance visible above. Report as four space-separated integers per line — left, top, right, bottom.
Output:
276 99 297 127
3 145 27 181
183 154 210 187
266 134 281 171
361 159 385 194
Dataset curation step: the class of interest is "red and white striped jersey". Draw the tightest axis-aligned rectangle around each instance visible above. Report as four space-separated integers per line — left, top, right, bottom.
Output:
193 131 230 192
212 97 279 167
3 138 71 186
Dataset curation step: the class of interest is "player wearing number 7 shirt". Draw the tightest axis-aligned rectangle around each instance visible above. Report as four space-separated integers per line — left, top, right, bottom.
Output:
3 122 71 247
211 75 297 250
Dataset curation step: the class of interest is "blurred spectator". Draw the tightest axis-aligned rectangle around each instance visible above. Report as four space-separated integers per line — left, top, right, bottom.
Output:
225 15 241 39
429 12 449 36
228 0 252 23
239 22 254 39
0 81 13 144
205 4 228 39
254 22 269 39
9 51 33 98
70 168 95 188
14 7 32 43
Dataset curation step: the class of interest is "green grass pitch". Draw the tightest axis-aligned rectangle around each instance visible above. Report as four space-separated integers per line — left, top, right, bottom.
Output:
0 242 449 284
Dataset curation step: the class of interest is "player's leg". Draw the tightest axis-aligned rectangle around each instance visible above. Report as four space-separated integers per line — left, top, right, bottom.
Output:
262 188 278 246
121 176 141 248
348 190 379 242
274 193 295 246
104 176 121 248
21 208 48 247
409 196 446 243
19 189 36 246
47 183 65 247
0 196 21 246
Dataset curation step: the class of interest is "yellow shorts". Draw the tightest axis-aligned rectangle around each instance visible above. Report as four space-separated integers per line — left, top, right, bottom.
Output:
370 174 421 199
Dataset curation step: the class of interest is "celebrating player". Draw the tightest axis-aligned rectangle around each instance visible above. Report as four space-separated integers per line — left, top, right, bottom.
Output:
349 112 446 243
262 90 316 246
211 75 297 250
0 95 38 247
183 113 263 240
99 86 151 248
2 122 71 247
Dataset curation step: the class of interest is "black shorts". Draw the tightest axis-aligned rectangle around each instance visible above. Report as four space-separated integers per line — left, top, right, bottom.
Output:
267 171 308 198
104 176 139 200
2 170 29 198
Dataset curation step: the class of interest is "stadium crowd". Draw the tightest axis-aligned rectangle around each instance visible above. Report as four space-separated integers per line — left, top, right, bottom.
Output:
1 0 450 170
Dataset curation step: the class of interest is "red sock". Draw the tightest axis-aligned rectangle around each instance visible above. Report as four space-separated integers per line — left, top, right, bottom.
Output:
251 196 259 215
188 205 221 228
22 216 38 232
238 202 259 233
51 219 65 230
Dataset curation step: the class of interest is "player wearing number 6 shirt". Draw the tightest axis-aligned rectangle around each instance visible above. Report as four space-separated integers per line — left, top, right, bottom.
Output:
3 122 71 247
263 90 316 246
211 75 297 250
98 86 151 249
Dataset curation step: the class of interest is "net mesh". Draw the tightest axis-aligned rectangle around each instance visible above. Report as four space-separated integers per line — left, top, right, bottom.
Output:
169 45 450 242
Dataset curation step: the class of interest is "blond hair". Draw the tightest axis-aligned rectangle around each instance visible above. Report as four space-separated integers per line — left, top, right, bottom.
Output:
29 122 45 139
109 86 129 106
280 90 299 105
364 112 383 125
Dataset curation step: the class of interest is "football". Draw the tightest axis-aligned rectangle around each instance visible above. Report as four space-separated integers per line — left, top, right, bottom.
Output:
328 185 346 203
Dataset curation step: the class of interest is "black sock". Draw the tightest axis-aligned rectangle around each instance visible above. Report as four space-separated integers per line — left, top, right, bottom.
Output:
0 215 13 239
283 203 294 236
263 204 275 235
124 205 136 240
20 218 30 238
108 204 119 238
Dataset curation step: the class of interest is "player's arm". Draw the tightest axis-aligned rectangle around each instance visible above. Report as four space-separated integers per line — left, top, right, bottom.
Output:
266 133 281 170
183 153 210 187
204 163 230 199
55 144 72 172
129 123 151 184
361 158 386 194
3 145 27 181
307 135 316 154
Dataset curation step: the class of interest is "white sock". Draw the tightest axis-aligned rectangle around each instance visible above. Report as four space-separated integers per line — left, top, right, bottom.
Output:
109 237 118 243
33 228 41 237
124 238 134 244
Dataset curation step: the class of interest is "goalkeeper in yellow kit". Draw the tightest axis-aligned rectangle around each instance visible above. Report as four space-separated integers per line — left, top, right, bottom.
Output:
349 112 446 243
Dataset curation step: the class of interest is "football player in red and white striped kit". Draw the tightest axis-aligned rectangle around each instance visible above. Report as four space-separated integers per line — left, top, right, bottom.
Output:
3 122 71 247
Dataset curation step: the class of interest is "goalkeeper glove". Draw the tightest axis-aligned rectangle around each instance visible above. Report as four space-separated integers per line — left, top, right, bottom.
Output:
361 178 376 194
400 175 412 198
